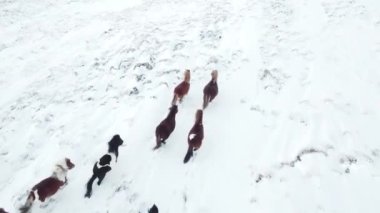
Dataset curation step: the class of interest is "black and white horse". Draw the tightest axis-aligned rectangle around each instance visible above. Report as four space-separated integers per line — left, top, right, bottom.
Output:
84 135 124 198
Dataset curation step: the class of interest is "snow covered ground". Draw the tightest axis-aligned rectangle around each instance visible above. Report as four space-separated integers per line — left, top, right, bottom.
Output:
1 0 380 212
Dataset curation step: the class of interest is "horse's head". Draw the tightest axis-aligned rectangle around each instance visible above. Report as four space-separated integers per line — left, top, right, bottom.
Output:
211 70 218 81
184 69 191 82
111 134 124 146
64 158 75 170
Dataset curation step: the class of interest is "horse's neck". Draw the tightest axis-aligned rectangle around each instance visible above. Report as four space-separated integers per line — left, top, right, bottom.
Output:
97 161 110 168
167 111 176 120
51 165 67 182
192 122 202 132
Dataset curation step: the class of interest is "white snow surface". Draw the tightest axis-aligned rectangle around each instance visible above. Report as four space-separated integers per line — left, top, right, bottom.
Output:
1 0 380 212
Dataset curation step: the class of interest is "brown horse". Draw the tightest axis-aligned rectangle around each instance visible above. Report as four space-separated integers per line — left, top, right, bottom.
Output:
184 110 204 163
203 70 218 109
154 105 178 150
0 208 8 213
172 70 191 105
19 158 75 213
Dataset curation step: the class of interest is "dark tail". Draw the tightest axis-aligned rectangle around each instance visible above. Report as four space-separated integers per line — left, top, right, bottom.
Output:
153 133 161 150
84 174 97 198
202 95 209 109
171 94 178 106
19 191 35 213
183 147 193 163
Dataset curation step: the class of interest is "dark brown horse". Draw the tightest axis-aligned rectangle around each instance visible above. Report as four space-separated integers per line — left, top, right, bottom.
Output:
172 70 191 105
19 158 75 213
184 110 204 163
154 105 178 150
203 70 218 109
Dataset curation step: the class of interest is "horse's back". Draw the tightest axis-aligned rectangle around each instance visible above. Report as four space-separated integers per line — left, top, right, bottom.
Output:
157 119 175 136
33 177 64 200
204 82 218 97
174 81 190 96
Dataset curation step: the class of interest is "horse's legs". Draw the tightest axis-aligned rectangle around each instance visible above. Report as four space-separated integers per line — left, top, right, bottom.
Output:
97 173 106 185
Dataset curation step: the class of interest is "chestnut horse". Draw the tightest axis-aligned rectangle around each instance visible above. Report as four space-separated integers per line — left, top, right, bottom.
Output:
203 70 218 109
154 105 178 150
84 154 112 198
19 158 75 213
183 110 204 163
172 70 191 105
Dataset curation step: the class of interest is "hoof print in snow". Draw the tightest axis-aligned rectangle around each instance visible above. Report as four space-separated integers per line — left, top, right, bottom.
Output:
134 62 153 70
345 168 350 174
280 148 328 168
129 87 139 95
250 197 257 203
128 193 138 203
136 74 145 82
259 68 289 93
372 149 380 157
339 155 357 165
255 174 272 183
250 105 264 113
115 185 128 193
173 43 185 51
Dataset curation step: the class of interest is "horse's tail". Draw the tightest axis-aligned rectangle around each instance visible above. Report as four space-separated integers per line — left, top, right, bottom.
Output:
171 94 178 106
84 174 97 198
202 94 209 109
183 146 193 164
19 191 35 213
154 131 161 150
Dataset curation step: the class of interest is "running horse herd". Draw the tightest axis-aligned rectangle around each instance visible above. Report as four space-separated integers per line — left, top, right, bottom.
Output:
8 70 219 213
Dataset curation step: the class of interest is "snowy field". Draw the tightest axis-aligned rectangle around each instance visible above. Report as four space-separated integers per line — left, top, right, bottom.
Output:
1 0 380 212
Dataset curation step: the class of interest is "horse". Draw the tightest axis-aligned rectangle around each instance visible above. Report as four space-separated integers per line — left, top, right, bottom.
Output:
148 204 159 213
85 134 124 198
203 70 218 109
184 110 204 163
107 134 124 162
154 105 178 150
84 154 112 198
19 158 75 213
172 70 191 105
0 208 8 213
